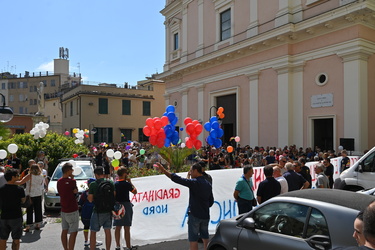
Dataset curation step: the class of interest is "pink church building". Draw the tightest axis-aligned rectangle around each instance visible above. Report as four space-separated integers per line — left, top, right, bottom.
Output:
157 0 375 154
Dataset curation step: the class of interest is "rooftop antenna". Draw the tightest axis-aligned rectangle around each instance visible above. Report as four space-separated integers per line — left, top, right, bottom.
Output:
77 62 80 74
59 47 69 59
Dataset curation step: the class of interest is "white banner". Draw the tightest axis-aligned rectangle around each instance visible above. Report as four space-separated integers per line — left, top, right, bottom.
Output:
130 156 359 246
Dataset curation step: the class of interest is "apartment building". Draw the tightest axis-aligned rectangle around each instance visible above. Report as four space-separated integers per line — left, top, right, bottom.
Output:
61 79 165 144
1 57 80 119
157 0 375 154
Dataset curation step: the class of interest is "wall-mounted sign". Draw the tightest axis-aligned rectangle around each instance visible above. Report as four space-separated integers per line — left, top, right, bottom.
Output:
311 93 333 108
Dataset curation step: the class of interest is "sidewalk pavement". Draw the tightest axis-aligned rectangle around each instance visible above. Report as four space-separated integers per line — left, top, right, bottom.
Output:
6 218 202 250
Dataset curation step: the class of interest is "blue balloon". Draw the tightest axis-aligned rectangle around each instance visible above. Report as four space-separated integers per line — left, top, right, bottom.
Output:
211 121 219 130
164 125 173 137
207 136 214 145
180 127 184 131
214 139 222 148
172 116 178 126
204 122 211 132
210 116 218 123
164 138 170 147
217 128 224 138
167 112 176 122
210 129 217 139
171 131 179 145
166 105 175 113
163 112 168 117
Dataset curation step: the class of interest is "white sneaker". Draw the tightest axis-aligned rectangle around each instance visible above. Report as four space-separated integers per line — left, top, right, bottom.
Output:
84 241 102 247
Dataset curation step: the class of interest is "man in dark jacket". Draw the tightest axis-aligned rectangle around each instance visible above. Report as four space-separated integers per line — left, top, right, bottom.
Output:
155 162 214 250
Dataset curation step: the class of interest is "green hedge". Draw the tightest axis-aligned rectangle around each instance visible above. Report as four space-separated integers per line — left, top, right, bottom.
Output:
0 132 89 175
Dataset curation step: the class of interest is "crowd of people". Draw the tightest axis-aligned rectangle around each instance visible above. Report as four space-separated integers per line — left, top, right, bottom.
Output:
0 143 370 250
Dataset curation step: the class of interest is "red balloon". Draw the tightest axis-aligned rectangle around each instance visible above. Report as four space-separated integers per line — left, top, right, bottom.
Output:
186 138 193 148
195 124 203 134
161 116 169 126
184 117 193 126
194 140 202 149
143 126 151 136
154 119 162 130
150 128 157 136
190 133 197 140
186 123 195 134
156 137 165 148
149 135 157 145
146 118 154 127
192 120 199 125
73 153 78 158
157 128 166 139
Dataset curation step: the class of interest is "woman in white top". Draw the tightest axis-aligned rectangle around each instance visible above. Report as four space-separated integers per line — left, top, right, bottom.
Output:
18 164 45 232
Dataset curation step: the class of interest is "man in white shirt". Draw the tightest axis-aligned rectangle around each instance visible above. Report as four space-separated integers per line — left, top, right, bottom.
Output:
272 166 288 194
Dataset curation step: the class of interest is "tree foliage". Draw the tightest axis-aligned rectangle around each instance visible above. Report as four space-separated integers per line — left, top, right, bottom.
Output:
0 132 89 174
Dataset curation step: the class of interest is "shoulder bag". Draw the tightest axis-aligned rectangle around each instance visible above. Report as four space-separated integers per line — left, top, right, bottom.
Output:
21 174 33 208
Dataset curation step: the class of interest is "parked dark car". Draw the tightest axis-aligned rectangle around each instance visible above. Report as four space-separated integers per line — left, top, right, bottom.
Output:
208 189 375 250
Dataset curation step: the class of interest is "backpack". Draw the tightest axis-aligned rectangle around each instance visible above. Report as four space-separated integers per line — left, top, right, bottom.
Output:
94 180 115 213
79 191 94 219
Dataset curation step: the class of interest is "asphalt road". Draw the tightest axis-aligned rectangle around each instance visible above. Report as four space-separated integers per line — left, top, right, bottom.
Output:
6 210 207 250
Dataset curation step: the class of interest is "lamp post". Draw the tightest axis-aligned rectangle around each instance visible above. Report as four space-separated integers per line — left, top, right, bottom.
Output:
0 93 13 123
89 124 97 145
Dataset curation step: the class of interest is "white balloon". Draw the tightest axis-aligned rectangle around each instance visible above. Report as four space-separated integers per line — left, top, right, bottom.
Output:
114 151 122 160
7 144 18 154
72 167 82 176
338 145 344 151
34 133 39 139
43 123 49 129
39 131 46 138
74 139 81 144
30 129 36 135
181 143 186 148
106 149 115 158
68 160 77 168
0 150 7 159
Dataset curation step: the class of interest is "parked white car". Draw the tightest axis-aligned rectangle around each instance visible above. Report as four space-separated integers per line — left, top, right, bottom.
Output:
44 158 95 210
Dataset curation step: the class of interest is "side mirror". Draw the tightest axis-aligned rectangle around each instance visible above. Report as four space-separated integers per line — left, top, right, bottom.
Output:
358 164 363 173
242 217 255 230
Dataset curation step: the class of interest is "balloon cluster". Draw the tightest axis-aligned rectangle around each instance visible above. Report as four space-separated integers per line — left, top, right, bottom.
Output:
105 149 122 170
0 143 19 160
216 107 225 119
143 116 167 148
143 105 179 148
204 107 225 148
30 122 49 139
184 117 203 149
163 105 179 147
72 129 84 144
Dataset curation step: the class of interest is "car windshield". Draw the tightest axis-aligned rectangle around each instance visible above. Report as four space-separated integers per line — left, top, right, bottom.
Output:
52 163 94 181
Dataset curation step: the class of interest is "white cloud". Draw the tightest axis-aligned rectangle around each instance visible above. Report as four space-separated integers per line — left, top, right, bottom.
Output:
36 61 54 71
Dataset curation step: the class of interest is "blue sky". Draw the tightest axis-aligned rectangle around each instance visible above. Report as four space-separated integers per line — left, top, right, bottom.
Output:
0 0 166 86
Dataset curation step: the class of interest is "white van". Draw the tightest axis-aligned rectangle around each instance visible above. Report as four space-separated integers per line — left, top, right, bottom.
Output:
334 146 375 191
